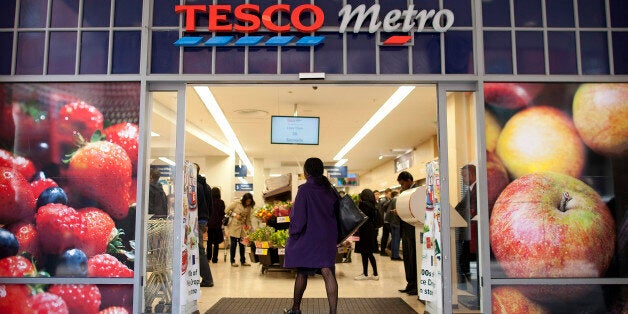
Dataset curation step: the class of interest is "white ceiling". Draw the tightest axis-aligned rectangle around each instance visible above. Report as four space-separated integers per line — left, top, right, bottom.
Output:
151 84 437 175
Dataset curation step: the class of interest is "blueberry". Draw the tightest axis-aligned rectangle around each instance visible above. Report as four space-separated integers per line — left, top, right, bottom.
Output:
55 248 88 277
36 187 68 208
0 228 19 259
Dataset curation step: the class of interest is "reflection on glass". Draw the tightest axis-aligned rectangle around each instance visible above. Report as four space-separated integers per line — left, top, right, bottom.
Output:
145 91 177 313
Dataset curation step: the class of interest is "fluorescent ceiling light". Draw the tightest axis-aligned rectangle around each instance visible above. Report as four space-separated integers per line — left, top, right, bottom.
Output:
194 86 254 176
333 86 415 161
152 100 233 155
151 131 160 137
335 159 348 167
159 157 176 166
269 174 282 177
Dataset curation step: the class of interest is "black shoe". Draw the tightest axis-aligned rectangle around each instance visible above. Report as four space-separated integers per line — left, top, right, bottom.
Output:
398 288 409 293
380 252 388 256
391 257 402 261
200 282 214 287
284 309 301 314
406 289 418 295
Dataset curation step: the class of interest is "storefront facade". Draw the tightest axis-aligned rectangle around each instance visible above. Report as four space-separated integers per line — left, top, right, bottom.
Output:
0 0 626 313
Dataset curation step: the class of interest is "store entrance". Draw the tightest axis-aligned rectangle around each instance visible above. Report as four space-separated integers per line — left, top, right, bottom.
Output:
144 84 481 313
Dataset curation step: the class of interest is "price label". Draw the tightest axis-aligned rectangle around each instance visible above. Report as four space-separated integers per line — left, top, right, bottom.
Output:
278 248 285 255
255 248 268 255
277 216 290 223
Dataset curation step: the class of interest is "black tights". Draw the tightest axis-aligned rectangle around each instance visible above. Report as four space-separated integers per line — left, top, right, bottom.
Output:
361 253 378 276
291 268 337 314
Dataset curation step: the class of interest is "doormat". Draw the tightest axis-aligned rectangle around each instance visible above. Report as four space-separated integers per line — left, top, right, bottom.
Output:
205 297 418 314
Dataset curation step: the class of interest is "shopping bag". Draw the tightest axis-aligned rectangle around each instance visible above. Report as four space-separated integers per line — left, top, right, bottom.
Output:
336 194 368 244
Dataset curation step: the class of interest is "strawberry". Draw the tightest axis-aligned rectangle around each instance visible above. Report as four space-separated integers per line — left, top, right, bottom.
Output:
0 167 36 224
0 149 36 181
28 292 69 314
0 255 37 277
7 221 40 260
66 132 132 220
48 284 100 314
87 254 133 278
9 101 53 168
0 284 31 314
77 208 116 257
103 123 139 174
0 100 15 146
97 285 132 313
99 306 129 314
35 204 82 255
30 177 59 200
54 101 103 158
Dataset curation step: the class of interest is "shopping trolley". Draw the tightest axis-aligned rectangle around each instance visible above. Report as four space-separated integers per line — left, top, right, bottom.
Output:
144 218 173 313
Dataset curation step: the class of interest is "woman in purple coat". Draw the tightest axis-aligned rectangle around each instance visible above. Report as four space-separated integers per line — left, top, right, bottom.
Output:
284 157 338 314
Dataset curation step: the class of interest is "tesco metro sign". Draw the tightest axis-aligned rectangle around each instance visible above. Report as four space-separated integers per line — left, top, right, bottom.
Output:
174 4 455 47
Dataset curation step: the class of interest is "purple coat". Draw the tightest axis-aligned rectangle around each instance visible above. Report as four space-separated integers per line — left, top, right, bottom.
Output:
283 177 338 268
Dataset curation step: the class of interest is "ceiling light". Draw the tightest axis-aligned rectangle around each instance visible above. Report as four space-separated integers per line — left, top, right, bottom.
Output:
333 86 415 161
159 157 176 166
269 174 282 177
151 131 160 137
193 86 255 176
335 159 348 167
152 100 233 155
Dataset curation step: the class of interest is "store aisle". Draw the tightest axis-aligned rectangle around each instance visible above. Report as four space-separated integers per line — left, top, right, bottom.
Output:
196 249 425 313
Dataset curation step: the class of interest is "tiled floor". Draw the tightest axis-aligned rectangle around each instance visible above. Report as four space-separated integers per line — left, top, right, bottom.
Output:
195 249 425 313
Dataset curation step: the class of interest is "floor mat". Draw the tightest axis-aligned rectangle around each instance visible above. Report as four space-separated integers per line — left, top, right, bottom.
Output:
205 297 418 314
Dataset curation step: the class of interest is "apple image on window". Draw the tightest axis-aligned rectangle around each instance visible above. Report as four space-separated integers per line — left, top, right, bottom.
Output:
490 172 615 279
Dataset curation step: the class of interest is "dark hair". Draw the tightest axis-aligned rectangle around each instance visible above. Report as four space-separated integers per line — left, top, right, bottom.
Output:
211 187 221 199
385 188 392 193
241 193 255 207
461 164 476 174
391 190 399 197
359 189 376 205
150 168 161 182
304 157 333 190
397 171 413 182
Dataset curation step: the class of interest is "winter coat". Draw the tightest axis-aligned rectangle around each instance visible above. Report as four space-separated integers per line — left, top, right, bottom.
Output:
148 182 168 217
196 175 212 222
225 201 253 239
355 201 378 254
283 177 338 269
208 198 225 229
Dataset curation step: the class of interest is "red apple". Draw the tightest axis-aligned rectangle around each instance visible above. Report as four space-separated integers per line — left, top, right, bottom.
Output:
484 83 543 109
490 172 615 278
496 106 585 178
486 151 509 212
492 286 548 314
573 83 628 156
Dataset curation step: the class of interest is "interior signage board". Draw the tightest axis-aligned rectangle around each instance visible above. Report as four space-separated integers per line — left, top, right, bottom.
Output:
235 165 247 177
174 4 454 47
325 166 348 178
235 183 254 191
394 151 414 173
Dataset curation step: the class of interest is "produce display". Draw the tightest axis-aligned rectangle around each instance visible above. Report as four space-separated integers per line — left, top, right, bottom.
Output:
485 82 627 311
0 83 139 313
254 201 293 223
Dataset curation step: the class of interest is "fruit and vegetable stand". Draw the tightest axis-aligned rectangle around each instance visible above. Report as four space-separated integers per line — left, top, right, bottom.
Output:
247 202 353 274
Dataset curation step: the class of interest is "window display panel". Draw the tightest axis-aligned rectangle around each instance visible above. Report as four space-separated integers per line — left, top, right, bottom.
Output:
491 285 627 313
16 32 45 75
0 82 140 279
580 32 610 75
444 31 473 74
612 32 628 75
48 32 77 75
380 43 409 75
51 0 79 28
0 33 12 75
483 31 512 75
347 33 376 74
313 33 342 74
485 82 627 283
412 33 440 74
0 283 134 312
548 31 577 75
80 31 109 74
112 31 141 74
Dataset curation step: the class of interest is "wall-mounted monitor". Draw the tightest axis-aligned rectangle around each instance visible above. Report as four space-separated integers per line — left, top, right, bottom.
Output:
336 174 359 187
271 116 320 145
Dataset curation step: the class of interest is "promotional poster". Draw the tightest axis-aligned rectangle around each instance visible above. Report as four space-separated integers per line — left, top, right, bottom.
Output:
485 83 627 312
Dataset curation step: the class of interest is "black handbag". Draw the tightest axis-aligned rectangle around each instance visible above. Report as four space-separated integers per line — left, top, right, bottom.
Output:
222 215 230 226
335 192 368 244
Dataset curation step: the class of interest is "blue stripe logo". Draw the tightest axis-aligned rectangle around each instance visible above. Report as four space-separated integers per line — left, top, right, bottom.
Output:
174 35 324 47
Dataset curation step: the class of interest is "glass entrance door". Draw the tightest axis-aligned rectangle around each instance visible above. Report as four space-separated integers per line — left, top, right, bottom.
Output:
436 84 483 314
